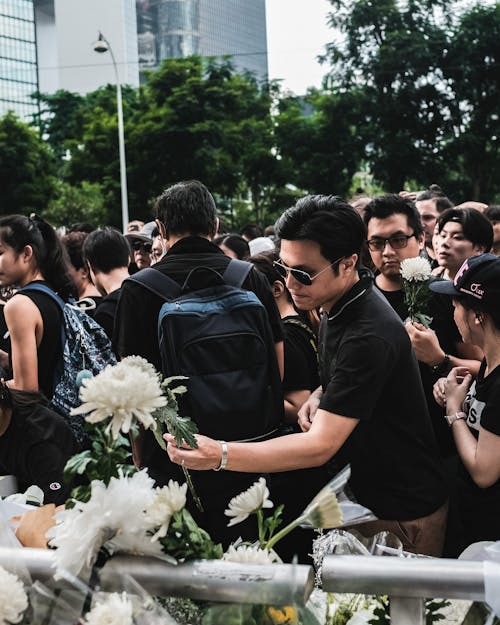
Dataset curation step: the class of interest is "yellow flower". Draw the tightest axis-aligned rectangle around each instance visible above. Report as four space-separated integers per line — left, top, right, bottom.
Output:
267 605 298 624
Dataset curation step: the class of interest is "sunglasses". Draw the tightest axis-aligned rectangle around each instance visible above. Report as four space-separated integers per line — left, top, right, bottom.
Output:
366 233 417 253
131 240 152 253
273 256 344 286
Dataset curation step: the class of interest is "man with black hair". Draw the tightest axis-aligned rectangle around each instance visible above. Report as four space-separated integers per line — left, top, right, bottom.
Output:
484 205 500 256
364 195 481 458
82 227 130 342
415 186 454 264
167 194 448 556
113 180 284 547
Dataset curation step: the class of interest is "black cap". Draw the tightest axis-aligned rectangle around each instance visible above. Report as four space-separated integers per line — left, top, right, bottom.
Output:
429 253 500 311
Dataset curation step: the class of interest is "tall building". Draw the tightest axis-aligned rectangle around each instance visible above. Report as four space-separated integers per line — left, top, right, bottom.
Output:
0 0 39 120
137 0 268 82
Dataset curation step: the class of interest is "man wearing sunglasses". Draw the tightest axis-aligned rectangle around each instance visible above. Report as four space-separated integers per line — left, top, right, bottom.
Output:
125 222 155 271
167 194 448 557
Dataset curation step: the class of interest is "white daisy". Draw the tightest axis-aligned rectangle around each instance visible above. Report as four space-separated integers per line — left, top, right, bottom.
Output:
144 480 188 542
225 478 273 527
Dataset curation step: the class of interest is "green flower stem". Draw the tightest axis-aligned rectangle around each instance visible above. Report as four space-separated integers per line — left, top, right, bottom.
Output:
265 512 308 551
182 466 204 512
257 509 265 545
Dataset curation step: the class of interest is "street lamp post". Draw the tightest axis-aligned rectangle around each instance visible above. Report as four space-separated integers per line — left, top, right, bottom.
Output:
93 32 129 232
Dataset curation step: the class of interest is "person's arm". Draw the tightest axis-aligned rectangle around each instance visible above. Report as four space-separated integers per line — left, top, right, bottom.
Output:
165 408 359 473
275 340 284 381
445 367 500 488
4 296 41 391
405 322 481 376
284 389 311 424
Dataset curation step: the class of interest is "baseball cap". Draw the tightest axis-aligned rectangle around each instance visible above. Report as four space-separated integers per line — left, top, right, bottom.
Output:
125 221 156 244
429 253 500 310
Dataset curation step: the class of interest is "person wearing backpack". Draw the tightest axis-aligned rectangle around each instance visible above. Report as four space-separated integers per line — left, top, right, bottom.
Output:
0 215 116 446
0 214 74 400
114 180 285 547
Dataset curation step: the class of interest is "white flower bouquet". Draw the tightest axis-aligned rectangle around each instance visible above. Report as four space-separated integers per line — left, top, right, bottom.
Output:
400 256 433 328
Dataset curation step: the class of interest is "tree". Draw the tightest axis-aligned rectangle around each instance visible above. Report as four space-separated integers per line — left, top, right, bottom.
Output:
275 88 365 198
322 0 454 192
43 180 110 227
441 3 500 202
0 112 57 215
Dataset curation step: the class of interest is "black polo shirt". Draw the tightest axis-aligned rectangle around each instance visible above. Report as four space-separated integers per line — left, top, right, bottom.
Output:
318 276 447 520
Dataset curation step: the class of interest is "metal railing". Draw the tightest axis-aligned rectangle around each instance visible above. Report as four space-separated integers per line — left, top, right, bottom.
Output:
322 555 487 625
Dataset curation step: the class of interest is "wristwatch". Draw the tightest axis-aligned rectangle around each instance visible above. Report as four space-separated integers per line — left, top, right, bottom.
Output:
432 353 451 377
445 411 467 426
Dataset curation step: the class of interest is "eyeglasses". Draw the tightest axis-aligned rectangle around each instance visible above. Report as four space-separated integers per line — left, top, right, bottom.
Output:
273 257 344 286
366 233 417 252
131 240 152 253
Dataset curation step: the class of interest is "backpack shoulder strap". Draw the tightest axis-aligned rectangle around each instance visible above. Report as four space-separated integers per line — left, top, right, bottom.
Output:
18 282 65 312
222 259 253 288
127 268 182 301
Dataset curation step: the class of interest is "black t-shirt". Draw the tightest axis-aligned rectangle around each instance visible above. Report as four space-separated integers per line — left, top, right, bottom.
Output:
282 316 319 393
14 283 62 399
94 289 121 343
0 401 77 505
458 359 500 543
375 280 462 457
318 277 447 521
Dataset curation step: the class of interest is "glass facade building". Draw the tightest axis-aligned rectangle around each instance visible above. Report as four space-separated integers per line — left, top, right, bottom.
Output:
0 0 39 120
136 0 267 81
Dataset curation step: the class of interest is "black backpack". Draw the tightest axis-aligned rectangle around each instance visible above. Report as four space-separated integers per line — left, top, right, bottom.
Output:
128 260 283 442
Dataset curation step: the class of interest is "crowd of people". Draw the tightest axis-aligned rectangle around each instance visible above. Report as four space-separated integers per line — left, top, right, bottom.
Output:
0 180 499 563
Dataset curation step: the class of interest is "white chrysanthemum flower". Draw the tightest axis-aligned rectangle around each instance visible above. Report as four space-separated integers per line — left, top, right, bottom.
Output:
400 256 432 282
145 480 187 542
70 357 167 439
301 480 343 529
47 471 164 578
223 544 279 564
0 565 28 625
225 478 273 527
83 592 133 625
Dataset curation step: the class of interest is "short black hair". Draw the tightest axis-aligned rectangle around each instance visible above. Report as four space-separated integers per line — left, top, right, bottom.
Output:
416 185 453 213
61 231 87 270
363 194 424 237
154 180 217 238
275 195 366 271
438 208 493 251
485 205 500 222
83 227 131 273
240 223 263 241
218 234 250 260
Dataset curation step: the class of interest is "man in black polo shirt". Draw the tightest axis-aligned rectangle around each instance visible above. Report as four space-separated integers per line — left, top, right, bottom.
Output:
167 195 448 556
113 180 284 547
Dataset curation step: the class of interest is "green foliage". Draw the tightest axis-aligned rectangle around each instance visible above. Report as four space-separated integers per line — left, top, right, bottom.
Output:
0 112 57 214
43 180 109 227
64 426 134 504
159 508 223 561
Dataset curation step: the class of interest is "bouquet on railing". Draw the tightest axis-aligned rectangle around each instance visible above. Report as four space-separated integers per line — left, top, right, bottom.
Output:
400 256 433 328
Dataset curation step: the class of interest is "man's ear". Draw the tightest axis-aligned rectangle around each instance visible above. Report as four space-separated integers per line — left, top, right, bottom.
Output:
211 217 220 240
272 280 285 299
418 232 425 249
156 219 168 242
342 253 358 272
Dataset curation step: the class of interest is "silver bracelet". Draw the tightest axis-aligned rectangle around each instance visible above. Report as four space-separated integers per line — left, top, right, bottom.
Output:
213 440 228 471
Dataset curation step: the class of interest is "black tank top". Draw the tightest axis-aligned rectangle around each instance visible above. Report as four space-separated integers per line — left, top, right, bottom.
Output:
13 282 63 399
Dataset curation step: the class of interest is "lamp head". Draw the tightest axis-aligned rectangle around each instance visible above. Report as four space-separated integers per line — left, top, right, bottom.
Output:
93 32 109 54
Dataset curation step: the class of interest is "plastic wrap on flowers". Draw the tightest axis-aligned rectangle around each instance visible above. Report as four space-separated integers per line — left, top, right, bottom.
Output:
299 466 376 531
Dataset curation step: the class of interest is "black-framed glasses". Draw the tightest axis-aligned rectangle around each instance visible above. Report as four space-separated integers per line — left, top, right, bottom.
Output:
366 233 417 252
131 240 152 253
273 256 344 286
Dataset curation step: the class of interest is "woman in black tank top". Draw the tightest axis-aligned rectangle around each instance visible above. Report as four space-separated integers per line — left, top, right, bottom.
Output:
0 215 75 398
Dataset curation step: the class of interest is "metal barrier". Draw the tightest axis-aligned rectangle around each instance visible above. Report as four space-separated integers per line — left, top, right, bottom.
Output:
0 547 315 606
322 555 486 625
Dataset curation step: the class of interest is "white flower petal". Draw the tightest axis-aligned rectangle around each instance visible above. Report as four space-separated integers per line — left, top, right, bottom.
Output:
224 478 273 526
0 566 28 624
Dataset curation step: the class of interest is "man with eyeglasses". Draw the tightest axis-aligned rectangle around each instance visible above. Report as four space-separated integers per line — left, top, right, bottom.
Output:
167 194 448 557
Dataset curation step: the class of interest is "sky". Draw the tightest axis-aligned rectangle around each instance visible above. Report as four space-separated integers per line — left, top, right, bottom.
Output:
266 0 333 95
